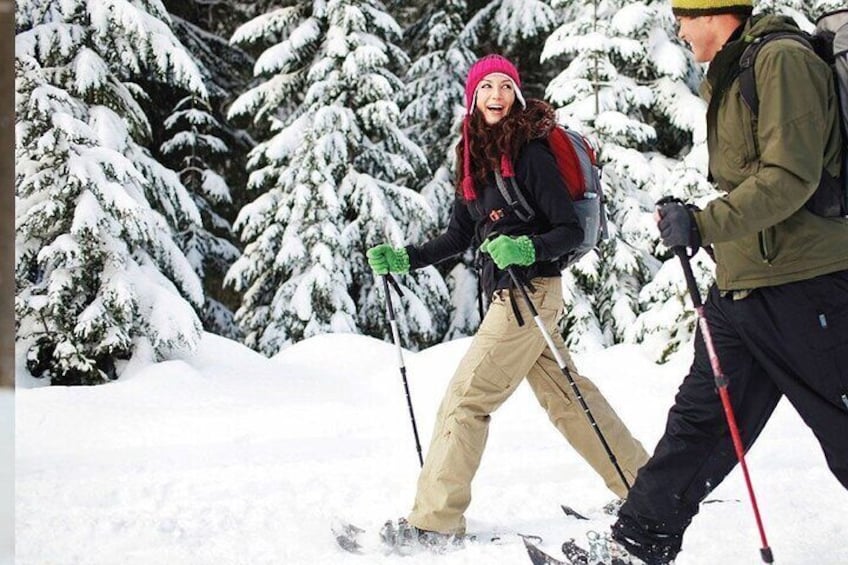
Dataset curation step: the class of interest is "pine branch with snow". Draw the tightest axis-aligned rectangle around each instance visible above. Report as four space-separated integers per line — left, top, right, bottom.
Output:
462 0 558 53
459 0 560 96
161 95 242 339
401 1 473 174
401 2 479 336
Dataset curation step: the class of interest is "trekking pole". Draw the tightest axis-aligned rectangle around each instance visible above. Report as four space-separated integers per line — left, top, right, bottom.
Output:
505 267 631 493
674 248 773 564
381 273 424 467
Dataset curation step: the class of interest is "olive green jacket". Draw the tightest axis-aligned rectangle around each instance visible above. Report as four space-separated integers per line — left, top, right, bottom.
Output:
695 15 848 291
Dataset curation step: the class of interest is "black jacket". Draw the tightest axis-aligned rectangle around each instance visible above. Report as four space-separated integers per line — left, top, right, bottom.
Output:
407 139 583 296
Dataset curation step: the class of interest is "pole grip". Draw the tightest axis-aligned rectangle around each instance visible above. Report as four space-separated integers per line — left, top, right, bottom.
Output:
506 267 539 317
382 275 396 321
674 247 702 308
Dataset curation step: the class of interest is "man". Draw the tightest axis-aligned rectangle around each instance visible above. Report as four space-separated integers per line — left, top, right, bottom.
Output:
598 1 848 563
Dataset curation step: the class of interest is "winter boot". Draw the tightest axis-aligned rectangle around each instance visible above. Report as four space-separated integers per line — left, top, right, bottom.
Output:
379 518 460 553
586 530 647 564
562 530 667 565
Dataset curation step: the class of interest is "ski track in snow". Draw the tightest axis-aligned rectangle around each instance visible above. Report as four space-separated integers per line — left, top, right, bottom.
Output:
14 333 848 564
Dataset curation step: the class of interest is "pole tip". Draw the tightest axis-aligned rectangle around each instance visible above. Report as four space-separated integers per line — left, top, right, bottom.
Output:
760 547 774 563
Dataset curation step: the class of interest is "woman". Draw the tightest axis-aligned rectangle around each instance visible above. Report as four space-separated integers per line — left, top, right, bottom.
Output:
367 55 648 546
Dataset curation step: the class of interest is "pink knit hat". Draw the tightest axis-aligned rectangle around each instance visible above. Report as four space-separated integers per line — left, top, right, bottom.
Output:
464 55 525 115
461 55 526 201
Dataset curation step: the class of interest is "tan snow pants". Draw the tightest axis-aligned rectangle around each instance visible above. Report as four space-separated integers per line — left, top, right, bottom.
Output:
407 277 649 534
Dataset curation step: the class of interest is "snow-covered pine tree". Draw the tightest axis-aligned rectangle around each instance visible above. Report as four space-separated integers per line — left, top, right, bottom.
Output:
543 0 709 352
158 0 261 341
226 1 450 354
15 0 207 385
160 0 257 194
620 0 719 361
460 0 559 96
401 1 480 339
160 95 242 339
403 1 473 174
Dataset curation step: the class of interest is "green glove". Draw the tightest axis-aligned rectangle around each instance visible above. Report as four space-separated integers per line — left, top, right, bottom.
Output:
480 235 536 269
366 244 410 275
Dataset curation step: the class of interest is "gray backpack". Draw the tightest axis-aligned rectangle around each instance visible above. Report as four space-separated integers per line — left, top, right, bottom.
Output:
739 9 848 217
493 125 609 268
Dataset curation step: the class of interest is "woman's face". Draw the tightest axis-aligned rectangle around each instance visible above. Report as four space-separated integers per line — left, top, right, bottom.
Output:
474 73 516 125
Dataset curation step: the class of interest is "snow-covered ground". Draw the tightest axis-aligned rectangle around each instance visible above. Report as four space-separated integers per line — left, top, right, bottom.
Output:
15 333 847 565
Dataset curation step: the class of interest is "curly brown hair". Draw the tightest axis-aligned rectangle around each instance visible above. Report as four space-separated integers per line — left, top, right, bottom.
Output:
455 98 557 199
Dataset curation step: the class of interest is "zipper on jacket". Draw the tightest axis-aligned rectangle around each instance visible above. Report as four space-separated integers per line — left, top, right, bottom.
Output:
757 228 775 264
757 231 770 264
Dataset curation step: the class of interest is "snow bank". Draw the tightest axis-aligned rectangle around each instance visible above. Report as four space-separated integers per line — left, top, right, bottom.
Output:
14 332 848 564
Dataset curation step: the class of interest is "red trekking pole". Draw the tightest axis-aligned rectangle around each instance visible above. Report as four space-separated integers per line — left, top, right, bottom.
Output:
675 248 773 564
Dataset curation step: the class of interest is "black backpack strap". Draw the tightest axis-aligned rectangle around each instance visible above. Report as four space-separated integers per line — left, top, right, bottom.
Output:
739 31 814 116
476 268 485 324
384 273 405 297
507 271 535 327
493 171 535 222
474 251 486 325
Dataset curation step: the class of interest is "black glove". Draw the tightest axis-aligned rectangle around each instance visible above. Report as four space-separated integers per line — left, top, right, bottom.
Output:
657 202 701 249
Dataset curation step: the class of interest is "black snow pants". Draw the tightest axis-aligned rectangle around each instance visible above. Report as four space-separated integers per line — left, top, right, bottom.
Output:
612 269 848 564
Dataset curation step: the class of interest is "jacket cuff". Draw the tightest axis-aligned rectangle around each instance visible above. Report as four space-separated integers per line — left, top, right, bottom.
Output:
404 245 422 270
529 236 546 262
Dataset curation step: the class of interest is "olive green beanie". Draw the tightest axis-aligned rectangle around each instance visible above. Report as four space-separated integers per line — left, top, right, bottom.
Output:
671 0 753 17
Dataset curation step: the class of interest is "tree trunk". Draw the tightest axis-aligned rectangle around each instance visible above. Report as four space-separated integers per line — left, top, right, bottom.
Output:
1 0 14 388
